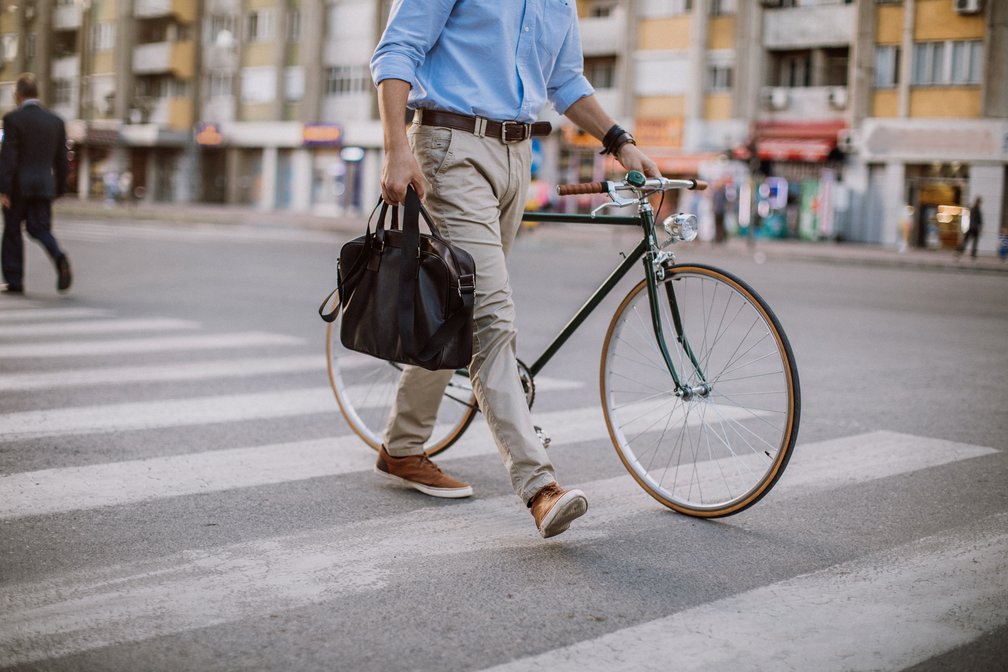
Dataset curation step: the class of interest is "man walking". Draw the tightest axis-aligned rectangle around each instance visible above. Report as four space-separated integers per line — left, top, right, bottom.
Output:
0 73 72 294
370 0 658 538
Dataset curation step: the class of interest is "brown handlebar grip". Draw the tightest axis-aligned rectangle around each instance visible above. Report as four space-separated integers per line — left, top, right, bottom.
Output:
690 179 709 191
557 182 606 196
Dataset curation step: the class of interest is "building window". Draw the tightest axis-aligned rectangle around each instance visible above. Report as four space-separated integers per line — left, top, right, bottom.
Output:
209 72 232 98
246 10 274 43
324 65 370 97
241 66 277 103
1 34 16 62
710 0 736 15
950 40 982 85
285 66 304 102
53 79 73 105
91 22 116 51
584 56 617 89
912 40 983 86
773 50 811 87
874 45 900 88
287 9 301 42
707 64 733 92
586 1 617 17
207 14 235 44
639 0 692 18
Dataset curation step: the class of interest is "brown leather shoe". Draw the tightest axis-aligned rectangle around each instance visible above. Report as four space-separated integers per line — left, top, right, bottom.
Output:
374 446 473 498
530 482 588 538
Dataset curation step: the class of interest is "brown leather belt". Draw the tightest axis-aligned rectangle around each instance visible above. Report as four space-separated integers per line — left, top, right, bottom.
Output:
415 109 552 143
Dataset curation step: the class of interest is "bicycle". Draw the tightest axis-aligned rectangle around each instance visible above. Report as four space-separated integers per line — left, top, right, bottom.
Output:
324 171 800 517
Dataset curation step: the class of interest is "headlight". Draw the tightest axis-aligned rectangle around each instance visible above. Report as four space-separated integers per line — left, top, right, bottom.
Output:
661 213 698 246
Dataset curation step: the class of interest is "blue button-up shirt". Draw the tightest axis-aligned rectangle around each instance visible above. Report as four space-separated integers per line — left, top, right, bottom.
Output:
371 0 594 123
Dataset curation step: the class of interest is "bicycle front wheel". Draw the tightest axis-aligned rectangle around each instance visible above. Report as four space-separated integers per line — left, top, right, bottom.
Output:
601 264 800 517
325 301 478 457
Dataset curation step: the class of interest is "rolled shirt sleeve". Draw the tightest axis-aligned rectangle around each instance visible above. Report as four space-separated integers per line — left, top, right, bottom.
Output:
370 0 455 88
546 17 594 115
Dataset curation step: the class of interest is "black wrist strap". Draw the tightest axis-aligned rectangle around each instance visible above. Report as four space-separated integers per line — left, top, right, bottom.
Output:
599 124 636 156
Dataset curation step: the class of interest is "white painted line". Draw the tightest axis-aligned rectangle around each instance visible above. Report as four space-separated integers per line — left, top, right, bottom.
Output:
0 307 114 322
0 317 200 338
0 331 302 358
0 355 326 392
0 386 333 441
0 432 998 665
60 221 339 245
482 514 1008 672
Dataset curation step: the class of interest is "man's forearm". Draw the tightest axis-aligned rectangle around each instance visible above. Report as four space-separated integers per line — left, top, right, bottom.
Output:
377 79 412 152
562 95 618 142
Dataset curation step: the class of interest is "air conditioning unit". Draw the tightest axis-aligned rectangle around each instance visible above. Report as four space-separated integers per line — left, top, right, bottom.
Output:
828 87 848 110
954 0 982 15
837 129 858 154
761 88 790 111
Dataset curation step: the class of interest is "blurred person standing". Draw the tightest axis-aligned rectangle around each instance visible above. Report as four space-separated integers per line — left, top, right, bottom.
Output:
956 195 982 261
0 73 72 294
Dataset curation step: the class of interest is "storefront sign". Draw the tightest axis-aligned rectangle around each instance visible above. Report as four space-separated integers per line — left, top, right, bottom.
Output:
860 120 1008 162
303 124 343 147
634 117 683 149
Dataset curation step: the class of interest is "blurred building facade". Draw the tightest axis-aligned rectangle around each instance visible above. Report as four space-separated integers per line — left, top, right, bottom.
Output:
1 0 1005 248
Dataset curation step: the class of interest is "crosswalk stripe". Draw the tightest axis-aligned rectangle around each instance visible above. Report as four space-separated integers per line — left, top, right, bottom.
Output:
0 307 114 322
0 355 326 392
0 387 333 440
0 331 302 358
0 431 997 664
0 317 200 338
480 513 1008 672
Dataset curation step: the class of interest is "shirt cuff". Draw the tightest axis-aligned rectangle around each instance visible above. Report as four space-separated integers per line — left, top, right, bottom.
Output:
370 53 417 89
551 76 595 116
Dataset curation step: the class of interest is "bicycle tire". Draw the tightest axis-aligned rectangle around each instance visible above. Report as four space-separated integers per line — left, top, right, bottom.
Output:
325 301 478 457
600 264 800 517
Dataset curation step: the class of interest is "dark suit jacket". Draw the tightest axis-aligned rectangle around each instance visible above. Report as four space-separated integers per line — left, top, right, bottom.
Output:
0 102 69 201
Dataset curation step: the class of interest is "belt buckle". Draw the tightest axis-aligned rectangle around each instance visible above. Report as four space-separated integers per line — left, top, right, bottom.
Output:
501 121 530 143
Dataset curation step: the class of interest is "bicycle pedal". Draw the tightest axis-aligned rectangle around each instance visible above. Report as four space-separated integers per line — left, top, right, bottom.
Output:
534 425 551 449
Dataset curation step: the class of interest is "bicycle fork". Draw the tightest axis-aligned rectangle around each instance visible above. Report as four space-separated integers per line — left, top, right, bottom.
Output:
640 226 710 401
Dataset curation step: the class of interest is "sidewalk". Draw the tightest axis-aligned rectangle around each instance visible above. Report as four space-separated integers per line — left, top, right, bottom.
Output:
56 198 1008 275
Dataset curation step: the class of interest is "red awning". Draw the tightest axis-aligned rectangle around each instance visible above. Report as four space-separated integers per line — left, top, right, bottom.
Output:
751 120 846 163
756 138 834 162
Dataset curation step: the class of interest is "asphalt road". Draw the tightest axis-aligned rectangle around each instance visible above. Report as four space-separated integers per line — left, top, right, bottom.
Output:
1 214 1006 671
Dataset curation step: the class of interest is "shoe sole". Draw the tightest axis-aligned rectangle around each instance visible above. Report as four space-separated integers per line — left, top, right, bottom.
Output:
538 489 588 538
373 465 473 499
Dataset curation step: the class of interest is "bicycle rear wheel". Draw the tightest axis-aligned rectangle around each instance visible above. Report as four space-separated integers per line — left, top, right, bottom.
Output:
601 264 800 517
325 300 477 457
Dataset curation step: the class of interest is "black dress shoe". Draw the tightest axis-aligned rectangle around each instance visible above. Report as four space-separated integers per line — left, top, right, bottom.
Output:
57 256 72 292
0 283 24 294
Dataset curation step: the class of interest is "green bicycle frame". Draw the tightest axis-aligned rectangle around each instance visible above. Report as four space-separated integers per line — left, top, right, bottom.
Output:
521 207 706 392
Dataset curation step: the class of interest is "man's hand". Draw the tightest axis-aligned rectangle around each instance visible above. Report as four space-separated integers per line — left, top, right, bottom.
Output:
381 144 427 205
616 143 660 178
377 78 427 204
0 194 9 209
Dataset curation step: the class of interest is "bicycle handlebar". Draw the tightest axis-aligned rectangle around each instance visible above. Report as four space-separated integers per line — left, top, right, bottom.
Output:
557 176 708 196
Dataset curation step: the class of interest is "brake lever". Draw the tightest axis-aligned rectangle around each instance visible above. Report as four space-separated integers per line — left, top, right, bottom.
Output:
590 185 640 217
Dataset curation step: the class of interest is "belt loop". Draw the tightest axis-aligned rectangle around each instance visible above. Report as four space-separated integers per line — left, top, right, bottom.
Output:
473 115 487 138
414 109 423 125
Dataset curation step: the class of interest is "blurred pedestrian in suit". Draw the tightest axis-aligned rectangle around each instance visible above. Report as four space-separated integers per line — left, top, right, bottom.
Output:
0 73 72 294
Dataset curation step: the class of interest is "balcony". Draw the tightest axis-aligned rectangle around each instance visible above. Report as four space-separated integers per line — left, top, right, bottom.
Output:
133 41 196 78
763 2 855 49
134 0 197 22
579 8 627 57
53 4 82 31
759 86 849 121
143 97 195 130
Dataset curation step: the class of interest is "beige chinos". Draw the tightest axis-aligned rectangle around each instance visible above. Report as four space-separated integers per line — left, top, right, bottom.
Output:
383 119 556 504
